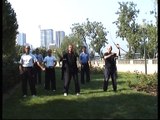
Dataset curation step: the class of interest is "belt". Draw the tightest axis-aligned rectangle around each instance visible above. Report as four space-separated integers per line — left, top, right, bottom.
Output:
22 66 33 68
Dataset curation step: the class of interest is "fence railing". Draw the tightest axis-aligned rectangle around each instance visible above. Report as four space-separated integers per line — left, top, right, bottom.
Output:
91 59 158 74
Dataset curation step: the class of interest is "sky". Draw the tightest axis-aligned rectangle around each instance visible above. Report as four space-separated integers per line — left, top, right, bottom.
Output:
8 0 157 53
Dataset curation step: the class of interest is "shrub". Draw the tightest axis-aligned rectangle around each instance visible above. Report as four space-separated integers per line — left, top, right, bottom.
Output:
3 57 20 93
128 71 157 95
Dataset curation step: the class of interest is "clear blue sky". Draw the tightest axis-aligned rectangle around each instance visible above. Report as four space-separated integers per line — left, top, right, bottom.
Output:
8 0 157 53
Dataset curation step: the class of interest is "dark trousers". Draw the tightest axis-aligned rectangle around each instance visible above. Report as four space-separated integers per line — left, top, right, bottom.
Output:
80 63 90 84
21 67 36 95
45 68 56 90
61 67 64 81
63 70 80 94
103 67 117 91
35 65 42 84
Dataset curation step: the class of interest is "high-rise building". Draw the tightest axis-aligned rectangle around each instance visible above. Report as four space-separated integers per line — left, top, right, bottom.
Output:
17 33 26 46
40 29 54 49
56 31 65 48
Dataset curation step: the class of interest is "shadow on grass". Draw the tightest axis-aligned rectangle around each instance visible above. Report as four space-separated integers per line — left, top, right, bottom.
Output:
3 93 157 119
2 67 158 119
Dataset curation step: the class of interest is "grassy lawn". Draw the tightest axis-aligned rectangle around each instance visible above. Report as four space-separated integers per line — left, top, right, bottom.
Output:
2 67 158 119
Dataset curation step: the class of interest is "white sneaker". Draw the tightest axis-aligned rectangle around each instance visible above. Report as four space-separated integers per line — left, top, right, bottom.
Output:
53 90 56 92
64 93 67 96
23 95 27 98
32 95 36 97
76 93 80 96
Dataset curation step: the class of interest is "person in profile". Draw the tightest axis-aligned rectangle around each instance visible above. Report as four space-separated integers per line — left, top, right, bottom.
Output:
103 44 120 92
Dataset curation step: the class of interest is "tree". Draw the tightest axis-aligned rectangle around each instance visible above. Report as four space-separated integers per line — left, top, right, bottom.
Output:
60 34 83 55
113 2 140 58
3 0 18 55
140 22 157 59
71 18 108 55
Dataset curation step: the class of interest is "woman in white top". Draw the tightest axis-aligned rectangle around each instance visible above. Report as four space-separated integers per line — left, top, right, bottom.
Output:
43 49 57 91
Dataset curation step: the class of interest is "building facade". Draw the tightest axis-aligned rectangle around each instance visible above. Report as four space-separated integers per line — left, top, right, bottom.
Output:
55 31 65 48
40 29 54 49
17 33 26 46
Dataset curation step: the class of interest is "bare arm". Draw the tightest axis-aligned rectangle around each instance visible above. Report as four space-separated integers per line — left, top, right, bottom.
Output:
54 61 57 67
37 61 45 71
115 44 121 59
104 53 116 60
19 64 23 74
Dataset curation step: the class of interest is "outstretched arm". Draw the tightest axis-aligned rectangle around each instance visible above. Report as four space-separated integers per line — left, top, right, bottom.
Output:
116 44 121 57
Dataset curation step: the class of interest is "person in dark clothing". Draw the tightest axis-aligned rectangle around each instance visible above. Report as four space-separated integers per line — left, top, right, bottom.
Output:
59 51 66 81
79 46 90 84
103 44 120 92
34 48 43 84
63 44 80 96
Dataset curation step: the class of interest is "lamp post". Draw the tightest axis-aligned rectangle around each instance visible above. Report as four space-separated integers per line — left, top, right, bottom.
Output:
142 20 147 74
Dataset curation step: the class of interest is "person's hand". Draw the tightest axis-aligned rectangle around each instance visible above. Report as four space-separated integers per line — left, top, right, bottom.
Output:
41 67 45 71
116 44 120 49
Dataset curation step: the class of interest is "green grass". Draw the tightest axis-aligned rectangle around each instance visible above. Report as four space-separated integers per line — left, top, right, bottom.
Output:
2 67 158 119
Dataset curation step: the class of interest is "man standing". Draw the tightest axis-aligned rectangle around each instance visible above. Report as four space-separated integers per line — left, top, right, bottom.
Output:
103 44 120 92
34 48 43 84
79 46 90 84
43 49 57 92
63 44 80 96
19 45 44 97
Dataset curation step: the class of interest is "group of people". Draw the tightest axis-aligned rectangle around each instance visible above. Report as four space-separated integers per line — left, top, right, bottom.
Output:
19 43 120 98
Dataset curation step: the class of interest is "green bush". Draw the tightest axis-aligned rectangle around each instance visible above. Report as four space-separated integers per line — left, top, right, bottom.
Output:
127 71 157 95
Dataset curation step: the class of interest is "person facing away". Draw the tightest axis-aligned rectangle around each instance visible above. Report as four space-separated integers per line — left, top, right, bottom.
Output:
79 46 90 84
19 45 44 98
103 44 120 92
62 44 80 96
42 49 57 92
34 48 43 84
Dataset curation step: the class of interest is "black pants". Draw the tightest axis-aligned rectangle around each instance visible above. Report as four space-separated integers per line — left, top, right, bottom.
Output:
21 67 36 95
45 68 56 90
103 67 117 91
34 65 42 84
61 67 64 81
80 63 90 84
63 70 80 94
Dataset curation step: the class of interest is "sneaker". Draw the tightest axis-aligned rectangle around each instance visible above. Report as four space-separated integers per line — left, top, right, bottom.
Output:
23 95 27 98
32 95 36 97
76 93 80 96
64 93 67 96
53 90 56 92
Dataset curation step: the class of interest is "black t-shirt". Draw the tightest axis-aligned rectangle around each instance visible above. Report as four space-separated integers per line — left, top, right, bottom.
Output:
63 52 78 73
104 52 116 69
